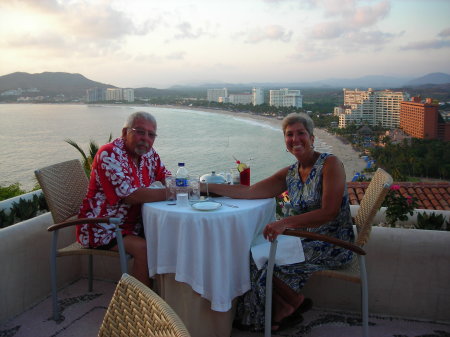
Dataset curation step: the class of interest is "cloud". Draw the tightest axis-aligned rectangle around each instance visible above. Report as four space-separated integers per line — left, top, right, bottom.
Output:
401 39 450 50
243 25 293 43
343 30 396 47
173 22 207 39
6 33 67 49
310 0 391 39
6 0 156 40
166 51 186 60
438 27 450 38
289 39 337 62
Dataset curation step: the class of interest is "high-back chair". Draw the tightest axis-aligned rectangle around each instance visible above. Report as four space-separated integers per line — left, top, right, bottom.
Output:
264 168 393 337
98 273 191 337
35 159 128 322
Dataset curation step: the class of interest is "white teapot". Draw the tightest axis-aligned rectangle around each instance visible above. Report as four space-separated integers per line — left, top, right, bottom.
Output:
200 171 227 184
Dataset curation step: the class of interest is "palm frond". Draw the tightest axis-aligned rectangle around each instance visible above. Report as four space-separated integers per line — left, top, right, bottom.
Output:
88 139 99 159
65 139 88 162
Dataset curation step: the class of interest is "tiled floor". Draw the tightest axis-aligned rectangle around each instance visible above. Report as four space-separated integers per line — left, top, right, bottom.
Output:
1 278 449 337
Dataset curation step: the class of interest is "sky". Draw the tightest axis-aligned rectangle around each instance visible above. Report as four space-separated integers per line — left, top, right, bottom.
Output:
0 0 449 89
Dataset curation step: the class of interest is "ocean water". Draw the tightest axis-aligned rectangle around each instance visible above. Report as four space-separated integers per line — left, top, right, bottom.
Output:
1 103 306 190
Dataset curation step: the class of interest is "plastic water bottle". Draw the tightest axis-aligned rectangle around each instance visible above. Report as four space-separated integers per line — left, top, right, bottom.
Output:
175 163 189 187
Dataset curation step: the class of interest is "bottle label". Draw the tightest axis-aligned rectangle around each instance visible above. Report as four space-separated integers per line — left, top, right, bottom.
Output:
176 178 188 187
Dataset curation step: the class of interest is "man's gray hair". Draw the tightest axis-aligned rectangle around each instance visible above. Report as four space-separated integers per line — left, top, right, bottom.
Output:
124 111 157 129
281 112 314 136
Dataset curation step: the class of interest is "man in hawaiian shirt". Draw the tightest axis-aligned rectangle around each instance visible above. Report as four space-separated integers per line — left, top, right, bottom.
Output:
77 111 170 287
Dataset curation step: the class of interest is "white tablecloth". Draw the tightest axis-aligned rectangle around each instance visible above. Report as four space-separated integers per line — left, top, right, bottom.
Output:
142 197 276 312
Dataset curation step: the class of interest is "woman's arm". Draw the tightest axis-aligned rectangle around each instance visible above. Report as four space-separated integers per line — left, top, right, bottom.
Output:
203 166 289 199
263 155 346 240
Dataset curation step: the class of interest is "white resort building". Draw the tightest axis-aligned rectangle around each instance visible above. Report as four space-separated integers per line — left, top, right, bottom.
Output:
207 87 264 105
336 88 409 129
252 87 264 105
207 88 228 102
86 87 135 103
269 88 302 108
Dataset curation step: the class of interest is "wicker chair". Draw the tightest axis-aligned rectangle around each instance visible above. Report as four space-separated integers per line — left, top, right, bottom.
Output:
98 273 191 337
35 159 129 322
264 168 393 337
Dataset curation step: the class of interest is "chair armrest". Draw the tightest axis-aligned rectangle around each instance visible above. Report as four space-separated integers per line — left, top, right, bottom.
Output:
283 229 366 255
47 217 121 232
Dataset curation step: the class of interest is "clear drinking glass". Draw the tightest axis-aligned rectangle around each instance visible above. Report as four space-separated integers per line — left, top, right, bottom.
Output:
176 192 189 207
188 175 200 201
165 174 177 205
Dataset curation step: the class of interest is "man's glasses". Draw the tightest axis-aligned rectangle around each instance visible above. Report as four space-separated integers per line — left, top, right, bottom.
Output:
130 128 157 139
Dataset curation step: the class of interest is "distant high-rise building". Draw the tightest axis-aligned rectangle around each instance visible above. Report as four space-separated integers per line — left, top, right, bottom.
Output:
338 88 408 128
269 88 302 108
228 93 253 105
106 88 123 101
122 88 134 102
400 97 450 141
207 88 228 102
252 88 264 106
86 87 105 103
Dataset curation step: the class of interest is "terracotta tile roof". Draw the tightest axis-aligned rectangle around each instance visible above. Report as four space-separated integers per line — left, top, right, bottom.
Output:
347 182 450 211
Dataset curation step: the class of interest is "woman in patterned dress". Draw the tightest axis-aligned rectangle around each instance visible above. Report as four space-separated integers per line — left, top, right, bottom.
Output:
205 112 355 332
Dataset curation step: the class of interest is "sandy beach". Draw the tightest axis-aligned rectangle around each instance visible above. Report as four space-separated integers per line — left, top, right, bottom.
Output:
177 106 367 180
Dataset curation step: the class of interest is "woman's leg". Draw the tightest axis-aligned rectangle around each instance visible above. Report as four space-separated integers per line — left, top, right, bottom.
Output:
112 235 151 287
272 276 304 323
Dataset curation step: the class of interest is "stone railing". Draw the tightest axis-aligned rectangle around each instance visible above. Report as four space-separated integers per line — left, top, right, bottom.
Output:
0 204 449 324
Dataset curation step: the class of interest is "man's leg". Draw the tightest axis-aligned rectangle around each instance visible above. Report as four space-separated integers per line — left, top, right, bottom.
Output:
112 235 151 287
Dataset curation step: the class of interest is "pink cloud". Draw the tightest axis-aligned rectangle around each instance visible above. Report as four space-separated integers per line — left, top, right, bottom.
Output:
245 25 293 43
438 27 450 38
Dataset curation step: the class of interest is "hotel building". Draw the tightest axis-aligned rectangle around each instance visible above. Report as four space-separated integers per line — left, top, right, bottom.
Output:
269 88 302 108
207 88 228 102
337 88 408 128
400 97 450 141
86 87 134 103
227 93 253 105
208 87 264 105
122 88 135 103
252 88 264 105
106 88 123 101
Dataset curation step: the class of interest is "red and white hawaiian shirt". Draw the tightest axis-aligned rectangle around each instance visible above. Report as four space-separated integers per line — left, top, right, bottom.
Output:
76 137 170 248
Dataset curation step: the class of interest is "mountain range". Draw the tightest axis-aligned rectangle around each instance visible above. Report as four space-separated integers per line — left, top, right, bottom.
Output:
0 71 449 98
0 72 116 98
179 73 450 90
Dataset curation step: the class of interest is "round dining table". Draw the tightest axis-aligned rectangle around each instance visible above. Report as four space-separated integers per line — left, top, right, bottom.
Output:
142 196 276 337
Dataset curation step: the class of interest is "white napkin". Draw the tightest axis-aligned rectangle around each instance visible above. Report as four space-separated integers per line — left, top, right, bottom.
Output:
251 235 305 270
149 181 165 189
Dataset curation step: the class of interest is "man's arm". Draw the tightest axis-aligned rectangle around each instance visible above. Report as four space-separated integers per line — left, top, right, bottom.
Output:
123 187 167 204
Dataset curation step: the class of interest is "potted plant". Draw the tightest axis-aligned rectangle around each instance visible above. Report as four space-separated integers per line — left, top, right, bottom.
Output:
382 184 418 227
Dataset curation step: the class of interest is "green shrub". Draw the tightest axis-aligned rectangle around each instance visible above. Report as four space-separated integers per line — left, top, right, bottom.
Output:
415 212 446 231
0 184 49 228
0 209 16 228
0 183 27 201
11 197 39 221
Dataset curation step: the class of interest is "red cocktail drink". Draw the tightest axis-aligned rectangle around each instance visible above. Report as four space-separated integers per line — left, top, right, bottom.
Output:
240 167 250 186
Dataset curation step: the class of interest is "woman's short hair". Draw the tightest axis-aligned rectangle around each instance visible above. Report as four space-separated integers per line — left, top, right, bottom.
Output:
281 113 314 136
124 111 157 129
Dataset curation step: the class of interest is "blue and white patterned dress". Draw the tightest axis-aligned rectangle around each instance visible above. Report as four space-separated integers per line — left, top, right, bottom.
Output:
235 153 355 331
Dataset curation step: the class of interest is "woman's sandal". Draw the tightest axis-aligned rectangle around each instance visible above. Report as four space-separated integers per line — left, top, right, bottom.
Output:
297 297 313 314
271 298 313 332
271 313 304 332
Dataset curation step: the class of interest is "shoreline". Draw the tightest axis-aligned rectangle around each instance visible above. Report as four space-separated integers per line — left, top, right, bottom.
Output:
158 105 367 180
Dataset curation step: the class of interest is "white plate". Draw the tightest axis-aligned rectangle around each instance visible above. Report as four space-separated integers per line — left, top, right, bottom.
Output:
191 201 222 211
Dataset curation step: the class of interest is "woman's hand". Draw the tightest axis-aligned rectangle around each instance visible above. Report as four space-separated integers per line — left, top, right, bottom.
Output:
263 220 287 242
